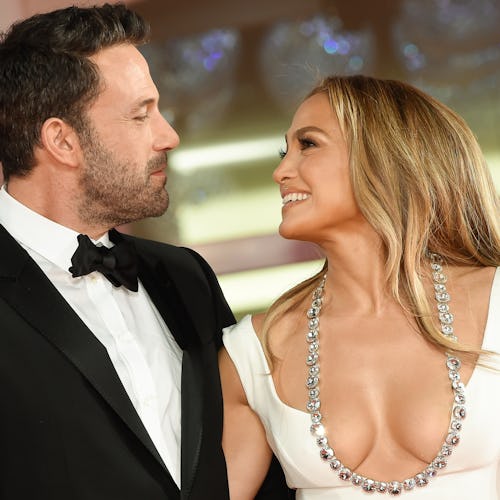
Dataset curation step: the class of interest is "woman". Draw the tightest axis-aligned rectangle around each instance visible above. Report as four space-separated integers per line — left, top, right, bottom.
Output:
219 75 500 499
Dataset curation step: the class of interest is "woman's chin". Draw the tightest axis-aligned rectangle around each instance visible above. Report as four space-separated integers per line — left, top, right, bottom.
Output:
278 223 309 242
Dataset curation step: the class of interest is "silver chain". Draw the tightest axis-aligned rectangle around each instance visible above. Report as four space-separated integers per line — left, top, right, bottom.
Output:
305 254 466 495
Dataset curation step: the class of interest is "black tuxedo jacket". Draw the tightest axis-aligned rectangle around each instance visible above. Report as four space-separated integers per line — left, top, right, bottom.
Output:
0 225 289 500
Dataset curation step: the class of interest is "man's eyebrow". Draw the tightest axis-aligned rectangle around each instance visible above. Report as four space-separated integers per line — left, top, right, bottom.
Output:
129 97 156 113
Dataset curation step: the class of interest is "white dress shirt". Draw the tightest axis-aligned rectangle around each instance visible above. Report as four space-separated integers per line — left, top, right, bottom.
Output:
0 185 182 486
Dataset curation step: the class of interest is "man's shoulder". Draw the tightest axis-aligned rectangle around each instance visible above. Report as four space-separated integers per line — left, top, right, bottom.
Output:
123 233 196 261
122 232 178 252
121 232 212 280
0 223 28 265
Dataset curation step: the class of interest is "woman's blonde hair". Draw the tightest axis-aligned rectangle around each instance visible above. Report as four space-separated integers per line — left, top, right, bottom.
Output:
263 75 500 362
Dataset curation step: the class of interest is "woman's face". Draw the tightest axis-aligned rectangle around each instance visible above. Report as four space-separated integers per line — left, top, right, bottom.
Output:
273 92 363 243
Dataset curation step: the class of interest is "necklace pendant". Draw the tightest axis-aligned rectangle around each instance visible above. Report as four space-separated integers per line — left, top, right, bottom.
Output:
311 412 322 424
306 399 320 412
338 467 352 481
403 478 416 490
375 481 388 493
388 481 403 495
306 353 319 366
361 478 376 493
320 447 334 461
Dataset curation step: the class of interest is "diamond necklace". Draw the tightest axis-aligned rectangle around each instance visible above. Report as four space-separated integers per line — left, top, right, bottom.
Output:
305 253 465 495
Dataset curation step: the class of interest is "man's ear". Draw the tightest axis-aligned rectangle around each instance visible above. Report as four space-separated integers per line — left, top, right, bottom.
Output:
39 117 82 167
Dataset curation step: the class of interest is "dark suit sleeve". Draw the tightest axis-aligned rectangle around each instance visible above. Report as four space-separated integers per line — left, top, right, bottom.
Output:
184 248 295 500
183 247 235 348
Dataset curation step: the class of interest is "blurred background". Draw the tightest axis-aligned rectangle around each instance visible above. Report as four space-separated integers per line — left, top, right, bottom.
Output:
2 0 500 317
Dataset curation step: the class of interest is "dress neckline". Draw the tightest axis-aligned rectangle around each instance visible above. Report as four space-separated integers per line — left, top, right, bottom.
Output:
246 266 500 416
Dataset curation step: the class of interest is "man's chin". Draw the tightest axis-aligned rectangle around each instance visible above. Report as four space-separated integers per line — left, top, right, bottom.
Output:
146 194 169 218
149 203 169 218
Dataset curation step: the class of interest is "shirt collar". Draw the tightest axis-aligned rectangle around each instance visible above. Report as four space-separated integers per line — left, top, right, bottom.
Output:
0 184 111 273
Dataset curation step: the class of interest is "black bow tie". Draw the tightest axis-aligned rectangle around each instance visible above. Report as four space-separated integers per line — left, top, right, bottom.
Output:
69 229 139 292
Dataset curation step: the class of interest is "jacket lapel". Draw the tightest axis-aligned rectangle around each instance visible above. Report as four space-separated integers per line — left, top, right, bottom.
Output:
136 252 206 498
0 226 177 491
137 255 198 350
179 348 205 499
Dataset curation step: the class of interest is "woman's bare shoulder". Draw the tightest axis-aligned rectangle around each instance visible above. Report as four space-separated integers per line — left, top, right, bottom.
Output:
451 264 497 292
449 265 498 348
251 312 266 337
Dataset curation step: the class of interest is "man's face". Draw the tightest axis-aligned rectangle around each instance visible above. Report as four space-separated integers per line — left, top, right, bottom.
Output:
77 44 179 228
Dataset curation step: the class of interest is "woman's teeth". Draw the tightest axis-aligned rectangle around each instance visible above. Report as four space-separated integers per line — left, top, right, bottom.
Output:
282 192 310 205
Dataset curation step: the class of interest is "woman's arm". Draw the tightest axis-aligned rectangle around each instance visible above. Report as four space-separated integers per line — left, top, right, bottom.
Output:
219 346 273 500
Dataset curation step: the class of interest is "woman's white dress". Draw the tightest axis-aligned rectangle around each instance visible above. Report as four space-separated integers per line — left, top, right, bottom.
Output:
222 268 500 499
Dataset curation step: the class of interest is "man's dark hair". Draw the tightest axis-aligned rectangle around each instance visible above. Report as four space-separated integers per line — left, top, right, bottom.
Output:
0 3 150 180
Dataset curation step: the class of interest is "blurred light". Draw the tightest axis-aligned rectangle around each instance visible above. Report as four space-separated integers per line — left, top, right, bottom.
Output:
141 28 240 133
394 0 500 86
485 153 500 189
260 15 374 111
170 135 284 173
218 260 324 315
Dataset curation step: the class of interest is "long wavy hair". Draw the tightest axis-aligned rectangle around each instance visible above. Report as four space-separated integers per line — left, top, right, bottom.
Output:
262 75 500 364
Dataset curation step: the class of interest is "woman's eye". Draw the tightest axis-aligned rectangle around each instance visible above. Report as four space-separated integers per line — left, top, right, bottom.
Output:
278 137 316 157
134 114 149 122
299 137 316 149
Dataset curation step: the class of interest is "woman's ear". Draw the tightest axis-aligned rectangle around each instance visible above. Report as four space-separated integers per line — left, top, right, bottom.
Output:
39 117 82 167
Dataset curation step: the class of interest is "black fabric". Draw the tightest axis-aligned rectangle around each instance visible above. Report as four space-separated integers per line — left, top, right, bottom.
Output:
0 224 292 499
69 229 138 291
0 226 226 498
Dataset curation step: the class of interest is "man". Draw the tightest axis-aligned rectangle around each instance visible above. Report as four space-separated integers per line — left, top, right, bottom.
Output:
0 4 288 499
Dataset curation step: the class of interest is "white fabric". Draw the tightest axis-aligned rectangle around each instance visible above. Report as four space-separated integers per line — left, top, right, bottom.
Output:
223 268 500 499
0 185 182 486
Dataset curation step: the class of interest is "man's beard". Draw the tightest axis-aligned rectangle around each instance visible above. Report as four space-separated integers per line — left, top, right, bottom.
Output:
77 126 169 228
